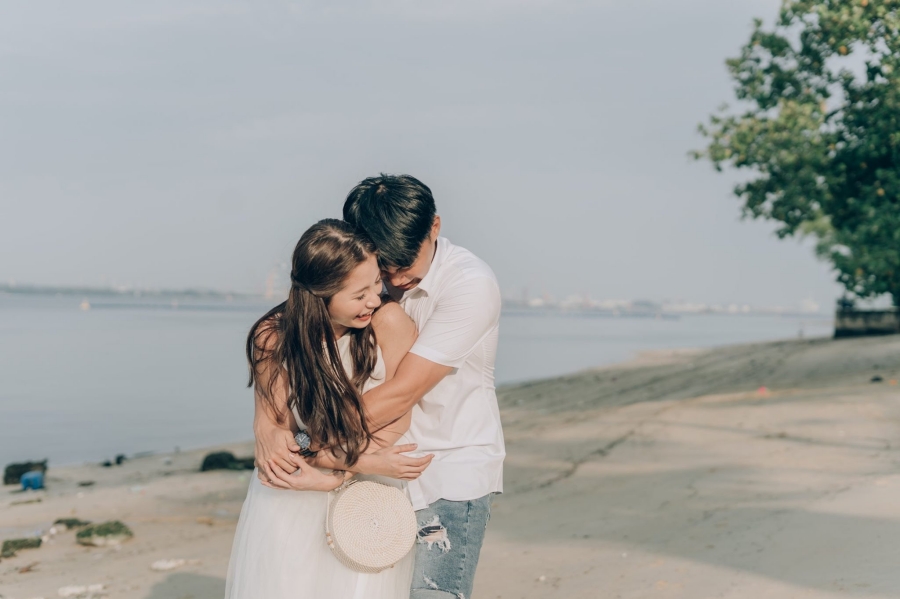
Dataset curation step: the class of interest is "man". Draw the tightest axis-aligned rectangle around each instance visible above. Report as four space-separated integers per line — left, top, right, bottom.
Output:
257 174 505 599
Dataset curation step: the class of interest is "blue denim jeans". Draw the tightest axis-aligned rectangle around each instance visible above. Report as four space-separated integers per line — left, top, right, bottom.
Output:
410 494 494 599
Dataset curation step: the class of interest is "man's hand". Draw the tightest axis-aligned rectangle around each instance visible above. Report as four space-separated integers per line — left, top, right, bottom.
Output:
254 418 303 485
261 457 349 492
355 444 434 480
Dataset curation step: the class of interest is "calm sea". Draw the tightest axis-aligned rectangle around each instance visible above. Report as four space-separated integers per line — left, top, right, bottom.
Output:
0 294 832 466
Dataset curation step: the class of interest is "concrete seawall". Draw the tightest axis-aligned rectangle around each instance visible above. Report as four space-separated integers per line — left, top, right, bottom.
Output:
834 308 900 337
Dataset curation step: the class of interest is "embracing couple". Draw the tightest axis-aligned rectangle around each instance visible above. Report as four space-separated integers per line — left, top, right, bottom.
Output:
224 174 505 599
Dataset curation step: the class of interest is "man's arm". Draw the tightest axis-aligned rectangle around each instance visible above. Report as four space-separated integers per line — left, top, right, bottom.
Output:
310 302 434 479
362 274 501 429
362 355 452 428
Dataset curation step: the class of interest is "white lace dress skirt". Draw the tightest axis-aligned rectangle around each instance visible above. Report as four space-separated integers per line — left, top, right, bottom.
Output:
224 471 414 599
225 338 413 598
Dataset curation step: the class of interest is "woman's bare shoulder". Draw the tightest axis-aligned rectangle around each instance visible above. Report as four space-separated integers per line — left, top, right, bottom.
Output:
372 301 414 331
372 302 416 379
251 314 282 353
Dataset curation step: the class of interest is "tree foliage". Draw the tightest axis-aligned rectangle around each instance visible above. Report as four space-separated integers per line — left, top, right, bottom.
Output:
696 0 900 306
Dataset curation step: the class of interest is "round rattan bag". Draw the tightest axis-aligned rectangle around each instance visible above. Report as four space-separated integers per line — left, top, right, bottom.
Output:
325 479 417 573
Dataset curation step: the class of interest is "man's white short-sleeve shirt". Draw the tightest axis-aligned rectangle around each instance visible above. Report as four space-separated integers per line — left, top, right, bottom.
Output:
400 237 505 510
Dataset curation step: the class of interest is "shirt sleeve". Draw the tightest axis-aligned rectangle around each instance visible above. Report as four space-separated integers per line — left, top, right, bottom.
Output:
408 275 501 369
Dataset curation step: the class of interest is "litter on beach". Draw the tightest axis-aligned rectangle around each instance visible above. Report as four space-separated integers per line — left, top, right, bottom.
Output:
20 470 44 491
150 558 200 571
57 584 105 598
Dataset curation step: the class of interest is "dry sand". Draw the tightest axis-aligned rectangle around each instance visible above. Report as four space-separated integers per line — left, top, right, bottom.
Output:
3 335 900 598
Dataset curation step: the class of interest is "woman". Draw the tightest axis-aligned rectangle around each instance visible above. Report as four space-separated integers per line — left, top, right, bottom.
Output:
225 219 426 599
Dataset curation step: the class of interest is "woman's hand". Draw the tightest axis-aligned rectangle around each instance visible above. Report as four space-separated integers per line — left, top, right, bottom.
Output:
355 444 434 480
261 457 349 492
254 418 304 485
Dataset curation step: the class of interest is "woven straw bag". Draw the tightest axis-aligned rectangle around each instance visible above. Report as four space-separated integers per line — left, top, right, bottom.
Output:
325 479 417 573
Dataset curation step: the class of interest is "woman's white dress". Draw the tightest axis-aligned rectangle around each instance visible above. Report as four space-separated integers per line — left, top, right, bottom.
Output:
224 336 414 599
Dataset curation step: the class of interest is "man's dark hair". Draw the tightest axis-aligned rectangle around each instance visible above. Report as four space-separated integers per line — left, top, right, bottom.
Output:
343 174 437 269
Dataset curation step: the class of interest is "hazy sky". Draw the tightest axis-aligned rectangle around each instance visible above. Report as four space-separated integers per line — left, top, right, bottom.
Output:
0 0 847 308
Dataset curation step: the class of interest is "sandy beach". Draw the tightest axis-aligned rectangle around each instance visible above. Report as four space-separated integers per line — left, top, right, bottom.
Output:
3 334 900 599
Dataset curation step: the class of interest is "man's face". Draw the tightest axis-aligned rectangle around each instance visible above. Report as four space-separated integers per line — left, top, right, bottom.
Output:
381 216 441 293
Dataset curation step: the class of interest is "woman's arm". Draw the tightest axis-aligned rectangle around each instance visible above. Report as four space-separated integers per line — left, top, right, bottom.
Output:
250 323 303 477
250 322 348 492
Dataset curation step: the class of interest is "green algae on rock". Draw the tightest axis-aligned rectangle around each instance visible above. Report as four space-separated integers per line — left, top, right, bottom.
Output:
54 518 92 530
3 460 47 485
1 537 42 558
75 521 133 546
200 451 254 471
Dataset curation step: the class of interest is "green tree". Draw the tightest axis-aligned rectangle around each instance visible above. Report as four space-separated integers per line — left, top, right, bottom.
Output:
695 0 900 306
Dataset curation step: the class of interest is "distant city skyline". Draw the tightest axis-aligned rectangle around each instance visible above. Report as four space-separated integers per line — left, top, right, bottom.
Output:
507 290 826 314
1 277 853 315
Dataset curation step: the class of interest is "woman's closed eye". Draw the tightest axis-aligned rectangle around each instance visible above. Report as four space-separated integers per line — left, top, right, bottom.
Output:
357 280 382 300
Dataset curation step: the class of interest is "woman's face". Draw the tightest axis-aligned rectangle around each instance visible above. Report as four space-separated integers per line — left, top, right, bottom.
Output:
328 254 383 335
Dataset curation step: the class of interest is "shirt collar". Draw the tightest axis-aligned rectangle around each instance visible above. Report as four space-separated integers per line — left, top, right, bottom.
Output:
402 236 447 300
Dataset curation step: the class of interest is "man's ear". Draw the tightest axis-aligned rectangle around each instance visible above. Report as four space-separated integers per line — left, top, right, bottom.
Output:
431 215 441 240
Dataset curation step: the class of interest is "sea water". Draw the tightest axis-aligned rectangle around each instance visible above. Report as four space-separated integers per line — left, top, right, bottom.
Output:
0 294 832 466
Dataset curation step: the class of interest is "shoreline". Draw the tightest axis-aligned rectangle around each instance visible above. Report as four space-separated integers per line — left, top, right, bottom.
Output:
7 332 837 472
0 304 835 468
6 336 815 470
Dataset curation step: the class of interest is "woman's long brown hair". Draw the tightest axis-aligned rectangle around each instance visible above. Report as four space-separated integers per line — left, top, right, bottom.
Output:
246 219 378 467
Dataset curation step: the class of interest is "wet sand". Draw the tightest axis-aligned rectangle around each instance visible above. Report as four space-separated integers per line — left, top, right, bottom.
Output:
3 335 900 598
